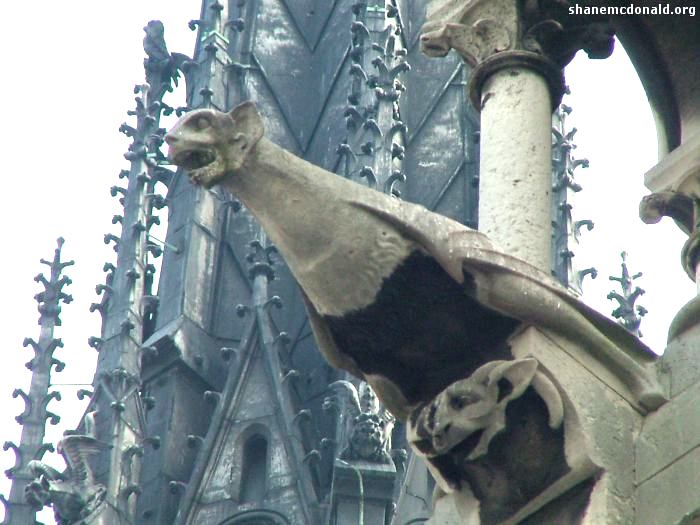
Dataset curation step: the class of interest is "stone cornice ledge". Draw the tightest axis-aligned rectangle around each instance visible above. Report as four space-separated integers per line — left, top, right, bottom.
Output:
645 130 700 194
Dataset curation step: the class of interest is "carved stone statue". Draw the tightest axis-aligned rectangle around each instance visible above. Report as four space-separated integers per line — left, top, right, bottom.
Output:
407 358 597 525
324 381 395 464
340 412 393 464
166 102 664 423
25 414 110 524
407 358 563 466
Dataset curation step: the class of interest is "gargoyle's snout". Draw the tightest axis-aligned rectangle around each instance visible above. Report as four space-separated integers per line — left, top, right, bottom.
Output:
430 422 452 453
164 132 179 149
420 29 451 57
163 133 187 166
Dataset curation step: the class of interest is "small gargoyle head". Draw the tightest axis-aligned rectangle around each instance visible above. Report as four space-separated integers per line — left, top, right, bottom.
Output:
408 358 563 462
165 101 264 188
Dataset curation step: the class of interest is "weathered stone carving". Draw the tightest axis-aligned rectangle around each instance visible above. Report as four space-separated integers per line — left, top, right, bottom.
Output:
340 412 393 464
607 252 648 338
25 414 111 524
640 191 695 235
324 381 395 464
420 0 614 107
421 0 615 64
641 190 700 283
143 20 194 103
407 358 563 466
165 102 664 422
408 358 599 525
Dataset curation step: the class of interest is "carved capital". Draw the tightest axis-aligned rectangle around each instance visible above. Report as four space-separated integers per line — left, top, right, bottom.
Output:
640 190 700 282
420 0 614 107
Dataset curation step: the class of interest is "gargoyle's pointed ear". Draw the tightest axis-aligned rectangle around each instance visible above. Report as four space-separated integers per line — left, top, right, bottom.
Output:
230 101 264 144
487 358 538 403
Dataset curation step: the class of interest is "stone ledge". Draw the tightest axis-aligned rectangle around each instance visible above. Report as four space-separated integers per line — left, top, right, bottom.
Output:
645 129 700 193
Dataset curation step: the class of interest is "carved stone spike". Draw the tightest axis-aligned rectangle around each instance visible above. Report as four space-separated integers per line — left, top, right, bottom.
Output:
607 252 647 338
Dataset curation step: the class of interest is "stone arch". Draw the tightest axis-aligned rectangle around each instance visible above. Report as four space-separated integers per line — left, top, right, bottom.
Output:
240 434 268 504
219 508 290 525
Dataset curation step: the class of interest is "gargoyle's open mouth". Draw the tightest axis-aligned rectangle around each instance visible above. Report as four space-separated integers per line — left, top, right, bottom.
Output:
173 149 216 170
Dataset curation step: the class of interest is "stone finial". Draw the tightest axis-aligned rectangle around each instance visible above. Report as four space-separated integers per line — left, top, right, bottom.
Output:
2 239 72 525
246 239 278 281
143 20 194 103
551 103 595 293
607 251 647 338
34 237 74 326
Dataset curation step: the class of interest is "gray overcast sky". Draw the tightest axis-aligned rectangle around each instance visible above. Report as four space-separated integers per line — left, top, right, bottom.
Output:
0 3 695 522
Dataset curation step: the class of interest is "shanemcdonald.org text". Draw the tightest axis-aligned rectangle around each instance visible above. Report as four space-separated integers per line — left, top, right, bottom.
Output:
569 4 695 16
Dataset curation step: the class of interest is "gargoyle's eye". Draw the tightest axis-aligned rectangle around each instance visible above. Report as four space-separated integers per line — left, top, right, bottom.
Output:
450 392 478 410
195 117 211 131
450 396 467 410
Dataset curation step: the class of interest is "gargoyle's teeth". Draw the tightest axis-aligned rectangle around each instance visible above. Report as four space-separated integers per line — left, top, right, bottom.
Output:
173 149 216 170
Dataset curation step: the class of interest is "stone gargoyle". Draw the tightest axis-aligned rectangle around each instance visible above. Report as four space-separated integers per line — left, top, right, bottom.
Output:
165 102 665 420
25 425 110 524
407 358 563 465
407 358 589 525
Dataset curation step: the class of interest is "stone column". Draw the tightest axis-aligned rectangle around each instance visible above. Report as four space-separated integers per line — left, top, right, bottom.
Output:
420 0 613 271
479 65 554 269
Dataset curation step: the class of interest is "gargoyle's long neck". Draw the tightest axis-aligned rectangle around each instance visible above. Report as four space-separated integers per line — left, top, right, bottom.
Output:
220 138 414 316
223 138 351 264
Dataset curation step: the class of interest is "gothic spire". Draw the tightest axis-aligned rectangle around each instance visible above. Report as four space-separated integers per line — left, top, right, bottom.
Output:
2 238 72 525
171 233 321 525
69 20 188 523
339 0 410 197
